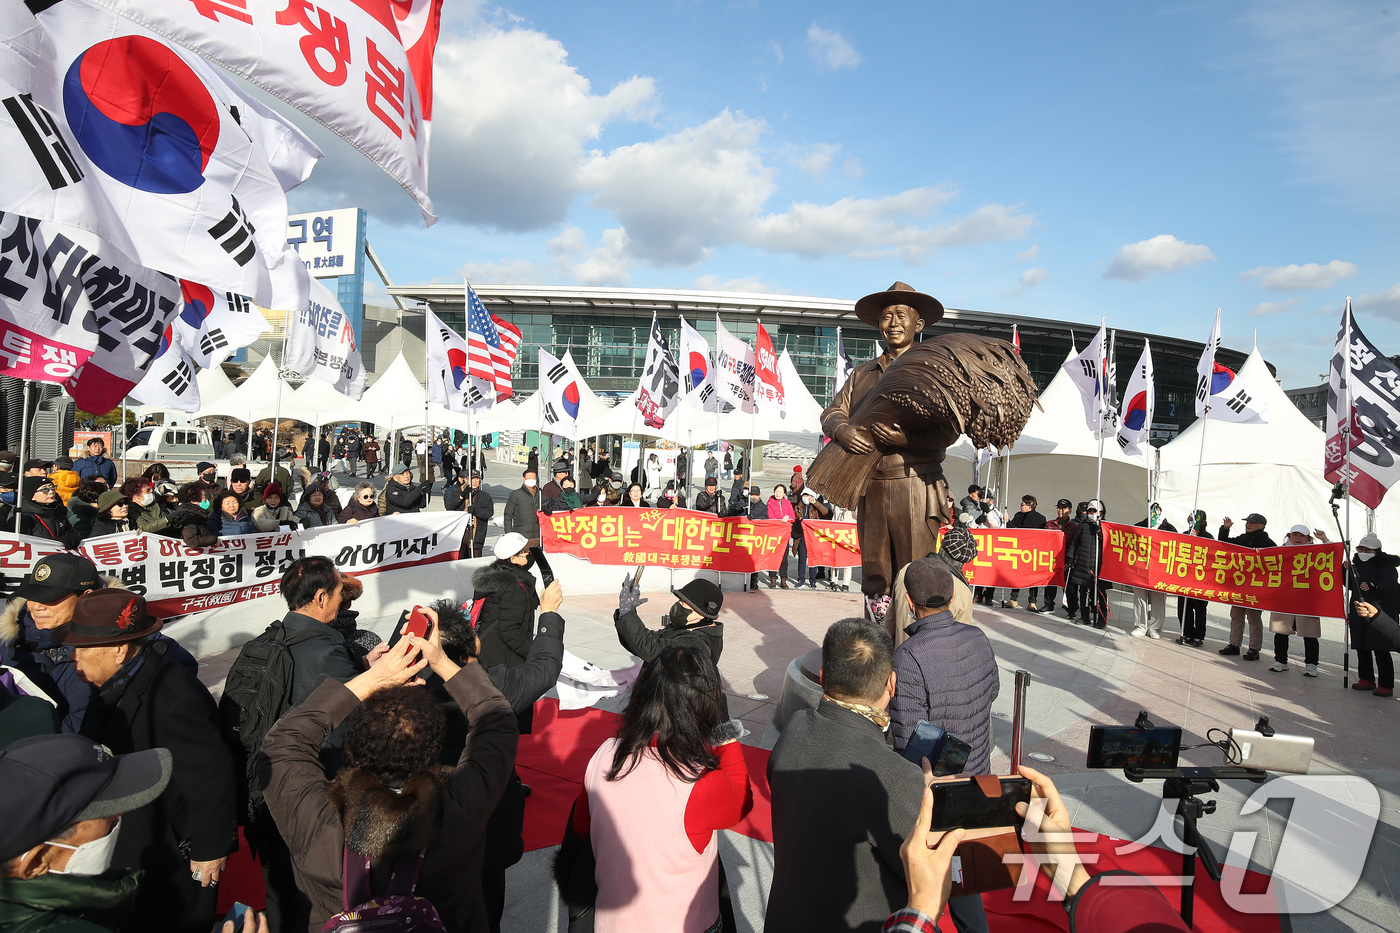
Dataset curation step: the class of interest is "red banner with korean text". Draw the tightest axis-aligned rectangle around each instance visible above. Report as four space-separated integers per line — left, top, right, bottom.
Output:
540 508 790 573
803 521 862 568
1098 523 1345 616
957 529 1067 588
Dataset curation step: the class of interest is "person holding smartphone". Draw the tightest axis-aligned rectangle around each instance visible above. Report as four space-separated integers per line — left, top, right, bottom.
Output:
1349 532 1399 697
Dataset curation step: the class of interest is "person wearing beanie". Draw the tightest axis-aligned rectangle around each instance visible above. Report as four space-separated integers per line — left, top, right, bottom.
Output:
1349 531 1399 696
1217 512 1276 660
746 485 769 590
47 457 82 506
384 462 431 515
252 482 297 531
1064 499 1108 627
19 477 83 548
227 467 258 513
887 522 979 646
888 556 999 932
161 482 218 549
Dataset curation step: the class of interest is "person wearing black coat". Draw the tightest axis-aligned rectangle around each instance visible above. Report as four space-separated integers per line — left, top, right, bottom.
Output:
1174 510 1215 646
1130 504 1178 638
384 463 431 514
613 574 725 668
57 590 237 933
472 539 545 670
1349 532 1399 695
1002 495 1048 610
163 483 219 549
1065 499 1107 627
1217 513 1277 659
18 476 82 548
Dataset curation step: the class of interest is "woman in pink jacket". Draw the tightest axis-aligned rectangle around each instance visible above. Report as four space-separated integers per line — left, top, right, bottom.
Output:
767 484 796 588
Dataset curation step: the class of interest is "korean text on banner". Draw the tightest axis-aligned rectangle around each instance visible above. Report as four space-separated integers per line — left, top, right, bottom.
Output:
0 512 471 619
3 0 313 311
0 211 182 413
540 507 790 573
1098 522 1345 617
283 277 368 398
802 520 861 569
87 0 442 223
949 528 1067 589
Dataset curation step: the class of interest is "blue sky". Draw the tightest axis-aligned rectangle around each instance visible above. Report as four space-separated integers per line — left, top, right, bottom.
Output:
284 1 1400 387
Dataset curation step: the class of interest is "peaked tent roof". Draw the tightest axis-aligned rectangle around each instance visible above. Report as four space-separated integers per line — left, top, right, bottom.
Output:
194 356 285 422
285 377 357 426
321 353 425 431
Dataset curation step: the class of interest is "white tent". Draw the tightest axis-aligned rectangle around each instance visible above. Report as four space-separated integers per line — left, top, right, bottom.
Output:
1157 348 1370 540
129 364 240 420
763 350 827 450
317 353 424 431
194 356 286 424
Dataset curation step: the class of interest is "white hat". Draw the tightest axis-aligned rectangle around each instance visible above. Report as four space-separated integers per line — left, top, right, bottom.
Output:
1359 532 1383 550
1088 499 1103 512
493 532 529 560
1289 523 1310 537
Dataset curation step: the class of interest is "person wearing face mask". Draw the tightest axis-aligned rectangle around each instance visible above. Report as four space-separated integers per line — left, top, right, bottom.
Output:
767 485 796 589
19 477 84 548
1348 532 1399 697
57 590 238 933
1174 510 1215 647
160 483 218 549
614 573 725 669
503 469 542 542
0 733 174 933
543 475 586 514
1064 498 1107 628
472 533 557 670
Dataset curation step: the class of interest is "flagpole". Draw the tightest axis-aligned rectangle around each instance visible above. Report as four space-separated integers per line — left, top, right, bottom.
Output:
269 320 290 489
120 395 127 483
750 318 760 509
1343 297 1354 689
14 379 30 534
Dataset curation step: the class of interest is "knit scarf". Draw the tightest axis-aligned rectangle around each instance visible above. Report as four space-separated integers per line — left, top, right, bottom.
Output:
825 695 890 731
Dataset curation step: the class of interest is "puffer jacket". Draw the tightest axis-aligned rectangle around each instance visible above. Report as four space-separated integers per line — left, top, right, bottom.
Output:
1349 551 1400 652
1064 518 1104 587
890 608 1001 775
472 561 539 669
48 469 81 505
163 505 218 548
20 498 82 548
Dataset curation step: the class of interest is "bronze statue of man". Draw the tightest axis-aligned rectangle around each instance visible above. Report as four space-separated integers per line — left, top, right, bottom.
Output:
812 282 1036 611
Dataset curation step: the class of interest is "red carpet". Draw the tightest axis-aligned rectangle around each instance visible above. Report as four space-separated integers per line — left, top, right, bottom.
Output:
220 698 1282 932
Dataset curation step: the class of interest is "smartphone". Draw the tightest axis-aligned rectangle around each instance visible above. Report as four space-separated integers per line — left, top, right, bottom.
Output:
404 606 433 640
929 776 1032 832
223 903 250 929
1085 725 1183 769
901 722 973 777
936 735 973 776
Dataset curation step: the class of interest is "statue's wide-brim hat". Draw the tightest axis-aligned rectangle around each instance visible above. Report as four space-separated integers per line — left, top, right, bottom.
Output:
853 281 944 330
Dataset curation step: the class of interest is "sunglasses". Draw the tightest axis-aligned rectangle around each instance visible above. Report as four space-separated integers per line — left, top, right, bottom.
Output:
36 485 56 494
359 494 374 501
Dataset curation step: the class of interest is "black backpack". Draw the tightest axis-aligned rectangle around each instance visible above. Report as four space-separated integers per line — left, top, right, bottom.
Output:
218 620 322 820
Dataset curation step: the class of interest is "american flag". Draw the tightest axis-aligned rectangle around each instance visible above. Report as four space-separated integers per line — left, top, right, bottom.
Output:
466 284 521 401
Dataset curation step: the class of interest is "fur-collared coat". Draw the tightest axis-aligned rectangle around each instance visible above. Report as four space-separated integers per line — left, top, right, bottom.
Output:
471 561 539 670
261 665 518 933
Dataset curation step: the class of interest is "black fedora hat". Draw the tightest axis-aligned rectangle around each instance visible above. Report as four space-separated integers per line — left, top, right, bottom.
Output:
853 281 944 330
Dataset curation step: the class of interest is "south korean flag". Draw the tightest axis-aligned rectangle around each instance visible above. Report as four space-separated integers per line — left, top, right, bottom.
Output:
174 281 269 369
1195 309 1268 424
539 347 581 440
130 324 200 413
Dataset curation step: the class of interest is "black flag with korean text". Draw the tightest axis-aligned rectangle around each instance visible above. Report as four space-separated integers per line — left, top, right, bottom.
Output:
1326 299 1400 509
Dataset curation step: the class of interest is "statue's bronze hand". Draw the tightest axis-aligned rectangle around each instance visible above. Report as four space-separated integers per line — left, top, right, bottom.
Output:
870 423 909 447
837 423 876 454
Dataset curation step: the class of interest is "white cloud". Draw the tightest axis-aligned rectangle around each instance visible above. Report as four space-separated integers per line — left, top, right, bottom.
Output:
842 157 865 179
1242 1 1400 208
1239 260 1358 291
1016 244 1041 262
788 142 840 179
692 274 786 294
768 40 784 64
1354 285 1400 319
1103 234 1216 281
547 227 632 285
454 257 545 284
1019 268 1049 288
807 25 861 70
1246 297 1302 316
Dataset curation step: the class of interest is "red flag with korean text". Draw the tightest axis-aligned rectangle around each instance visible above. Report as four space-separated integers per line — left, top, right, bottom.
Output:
754 322 785 414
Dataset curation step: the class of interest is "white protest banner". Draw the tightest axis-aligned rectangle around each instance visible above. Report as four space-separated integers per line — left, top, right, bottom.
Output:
0 211 182 413
87 0 442 223
283 277 367 398
714 318 756 413
0 0 312 310
0 511 471 619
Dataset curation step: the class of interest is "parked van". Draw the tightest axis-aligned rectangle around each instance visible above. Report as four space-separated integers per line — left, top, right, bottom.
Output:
126 424 219 462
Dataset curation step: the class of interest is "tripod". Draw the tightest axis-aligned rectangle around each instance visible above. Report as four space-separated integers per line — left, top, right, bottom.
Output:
1126 766 1266 928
